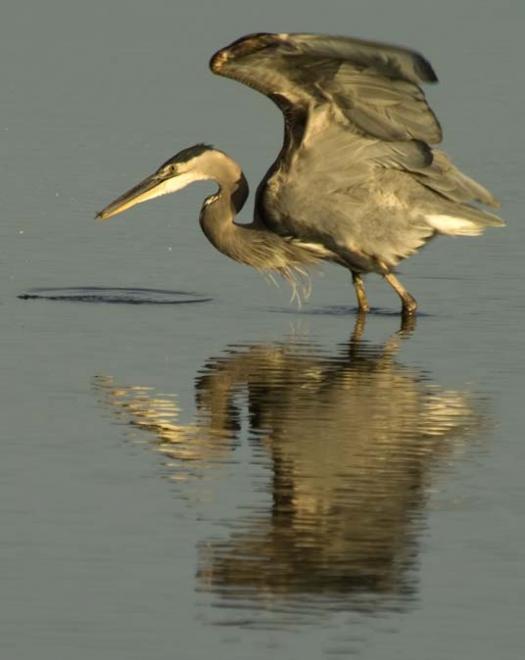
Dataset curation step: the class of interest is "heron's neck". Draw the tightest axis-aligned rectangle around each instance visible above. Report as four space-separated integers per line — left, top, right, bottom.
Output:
197 152 320 277
198 155 250 258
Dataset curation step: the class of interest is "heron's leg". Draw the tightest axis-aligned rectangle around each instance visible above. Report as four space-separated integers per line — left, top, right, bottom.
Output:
383 272 417 316
351 271 370 313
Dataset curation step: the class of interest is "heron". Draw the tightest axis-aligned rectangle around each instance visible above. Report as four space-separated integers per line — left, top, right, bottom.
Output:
97 33 504 315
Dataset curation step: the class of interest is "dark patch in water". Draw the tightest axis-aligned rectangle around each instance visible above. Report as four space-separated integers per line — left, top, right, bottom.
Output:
17 286 212 305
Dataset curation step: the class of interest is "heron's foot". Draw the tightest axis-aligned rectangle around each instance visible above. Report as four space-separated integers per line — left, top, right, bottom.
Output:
401 295 417 317
383 272 417 318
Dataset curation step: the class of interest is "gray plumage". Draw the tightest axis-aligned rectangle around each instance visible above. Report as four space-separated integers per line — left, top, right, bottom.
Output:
98 32 504 315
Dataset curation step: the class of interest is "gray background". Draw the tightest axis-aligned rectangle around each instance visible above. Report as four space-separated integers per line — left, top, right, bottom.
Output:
1 0 524 658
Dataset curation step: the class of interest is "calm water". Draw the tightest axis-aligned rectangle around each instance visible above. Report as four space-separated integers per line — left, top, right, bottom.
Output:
1 1 524 658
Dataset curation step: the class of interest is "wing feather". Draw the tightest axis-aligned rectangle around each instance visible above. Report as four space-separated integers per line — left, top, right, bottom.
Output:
210 32 442 143
412 151 500 207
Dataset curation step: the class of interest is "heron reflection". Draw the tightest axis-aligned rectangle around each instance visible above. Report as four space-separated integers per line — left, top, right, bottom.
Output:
96 318 481 611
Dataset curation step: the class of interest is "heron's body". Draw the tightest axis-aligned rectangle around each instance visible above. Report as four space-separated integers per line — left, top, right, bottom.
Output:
98 33 503 314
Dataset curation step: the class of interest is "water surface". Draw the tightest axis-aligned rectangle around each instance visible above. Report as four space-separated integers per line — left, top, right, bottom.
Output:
1 1 524 658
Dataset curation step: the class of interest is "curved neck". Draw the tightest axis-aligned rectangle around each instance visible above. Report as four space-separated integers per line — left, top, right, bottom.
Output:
229 171 249 215
196 150 319 279
200 150 249 213
198 153 249 259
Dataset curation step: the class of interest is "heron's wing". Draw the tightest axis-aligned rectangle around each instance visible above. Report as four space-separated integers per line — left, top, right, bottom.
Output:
260 126 502 269
210 32 442 144
412 150 500 208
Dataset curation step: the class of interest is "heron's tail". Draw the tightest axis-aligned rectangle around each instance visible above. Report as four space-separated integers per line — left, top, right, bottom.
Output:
425 204 504 237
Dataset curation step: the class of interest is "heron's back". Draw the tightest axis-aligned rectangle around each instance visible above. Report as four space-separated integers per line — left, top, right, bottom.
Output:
258 115 503 272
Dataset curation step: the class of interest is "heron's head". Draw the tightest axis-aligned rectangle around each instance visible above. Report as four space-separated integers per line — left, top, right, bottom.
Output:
96 143 225 221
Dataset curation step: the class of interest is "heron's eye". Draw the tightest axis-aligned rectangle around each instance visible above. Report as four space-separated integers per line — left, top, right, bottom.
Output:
160 164 177 177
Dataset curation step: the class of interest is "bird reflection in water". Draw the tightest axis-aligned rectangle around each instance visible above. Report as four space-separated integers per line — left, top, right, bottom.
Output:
95 317 483 615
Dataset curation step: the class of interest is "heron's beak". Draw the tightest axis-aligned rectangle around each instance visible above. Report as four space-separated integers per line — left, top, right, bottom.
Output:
96 168 195 221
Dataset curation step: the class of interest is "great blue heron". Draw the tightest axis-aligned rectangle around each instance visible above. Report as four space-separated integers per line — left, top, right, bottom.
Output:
97 33 504 315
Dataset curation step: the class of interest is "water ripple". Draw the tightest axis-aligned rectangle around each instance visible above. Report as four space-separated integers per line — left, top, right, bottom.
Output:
18 286 212 305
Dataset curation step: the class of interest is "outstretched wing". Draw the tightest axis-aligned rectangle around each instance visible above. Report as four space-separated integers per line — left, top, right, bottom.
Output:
210 33 501 271
210 32 442 144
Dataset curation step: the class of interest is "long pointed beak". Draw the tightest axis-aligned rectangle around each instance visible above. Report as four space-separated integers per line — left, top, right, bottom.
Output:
96 170 167 221
96 165 199 221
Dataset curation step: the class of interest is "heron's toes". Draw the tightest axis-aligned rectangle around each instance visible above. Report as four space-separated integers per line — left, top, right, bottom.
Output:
401 298 417 316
